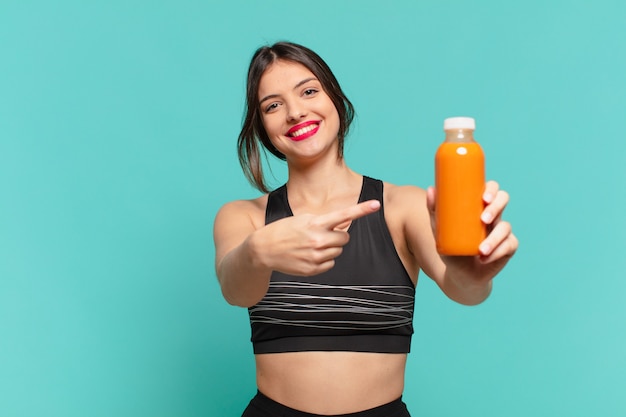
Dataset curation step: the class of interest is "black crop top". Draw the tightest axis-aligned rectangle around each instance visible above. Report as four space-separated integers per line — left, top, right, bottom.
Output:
248 176 415 354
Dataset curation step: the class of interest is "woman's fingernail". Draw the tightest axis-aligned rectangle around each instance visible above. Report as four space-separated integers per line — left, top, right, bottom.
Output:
481 212 493 223
483 192 493 203
479 242 491 255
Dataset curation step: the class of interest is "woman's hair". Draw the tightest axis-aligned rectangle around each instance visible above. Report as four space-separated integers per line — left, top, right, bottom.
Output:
237 41 355 193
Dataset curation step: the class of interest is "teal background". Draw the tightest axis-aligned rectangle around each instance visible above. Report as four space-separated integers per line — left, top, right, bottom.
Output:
1 0 625 416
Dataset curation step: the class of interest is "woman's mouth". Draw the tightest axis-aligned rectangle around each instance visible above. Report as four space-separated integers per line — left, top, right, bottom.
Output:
287 121 320 141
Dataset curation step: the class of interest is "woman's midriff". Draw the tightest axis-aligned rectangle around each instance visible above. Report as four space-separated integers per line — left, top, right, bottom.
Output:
255 351 407 414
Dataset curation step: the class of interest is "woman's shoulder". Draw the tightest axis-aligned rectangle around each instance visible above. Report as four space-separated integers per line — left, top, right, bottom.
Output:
214 194 269 230
218 194 268 211
378 180 429 227
381 180 427 205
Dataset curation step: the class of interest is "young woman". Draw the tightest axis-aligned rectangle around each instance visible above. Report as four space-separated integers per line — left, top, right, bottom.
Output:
213 41 518 417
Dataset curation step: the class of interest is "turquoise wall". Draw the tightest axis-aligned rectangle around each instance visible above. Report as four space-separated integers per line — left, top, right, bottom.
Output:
2 1 625 415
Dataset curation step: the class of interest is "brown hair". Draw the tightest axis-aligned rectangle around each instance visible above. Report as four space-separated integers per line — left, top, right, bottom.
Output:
237 41 355 193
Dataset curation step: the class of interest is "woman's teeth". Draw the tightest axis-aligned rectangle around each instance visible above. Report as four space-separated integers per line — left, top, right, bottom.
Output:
290 124 317 137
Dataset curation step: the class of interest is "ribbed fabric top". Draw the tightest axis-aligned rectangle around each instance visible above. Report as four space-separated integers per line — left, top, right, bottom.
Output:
249 176 415 354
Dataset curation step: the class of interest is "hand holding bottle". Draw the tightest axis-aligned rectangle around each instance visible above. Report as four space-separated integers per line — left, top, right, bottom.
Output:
426 181 517 304
428 181 516 262
430 117 518 287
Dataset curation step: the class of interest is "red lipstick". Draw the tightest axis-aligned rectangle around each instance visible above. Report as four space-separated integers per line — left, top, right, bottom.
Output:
286 121 320 141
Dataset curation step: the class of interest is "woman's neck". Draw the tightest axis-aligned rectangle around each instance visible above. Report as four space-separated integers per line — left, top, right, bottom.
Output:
285 158 362 213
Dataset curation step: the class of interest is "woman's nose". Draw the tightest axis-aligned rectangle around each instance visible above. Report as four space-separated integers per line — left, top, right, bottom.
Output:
286 103 307 122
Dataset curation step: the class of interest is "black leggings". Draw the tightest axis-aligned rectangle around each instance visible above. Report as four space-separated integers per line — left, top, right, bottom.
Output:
241 391 411 417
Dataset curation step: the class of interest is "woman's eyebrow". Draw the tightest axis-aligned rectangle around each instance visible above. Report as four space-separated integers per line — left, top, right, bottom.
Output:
259 77 319 105
293 77 317 90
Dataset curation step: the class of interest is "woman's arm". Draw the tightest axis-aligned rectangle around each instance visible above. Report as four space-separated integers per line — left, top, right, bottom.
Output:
394 182 518 305
213 199 272 307
213 198 382 307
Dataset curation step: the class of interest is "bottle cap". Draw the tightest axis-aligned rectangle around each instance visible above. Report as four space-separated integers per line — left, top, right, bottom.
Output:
444 117 475 130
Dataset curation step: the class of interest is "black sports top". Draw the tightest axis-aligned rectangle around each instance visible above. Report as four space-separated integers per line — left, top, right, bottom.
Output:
249 176 415 354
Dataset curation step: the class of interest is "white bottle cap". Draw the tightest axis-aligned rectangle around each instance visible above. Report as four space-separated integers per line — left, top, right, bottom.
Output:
444 117 475 130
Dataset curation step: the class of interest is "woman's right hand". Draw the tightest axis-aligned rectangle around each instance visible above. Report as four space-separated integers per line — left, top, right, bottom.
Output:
251 199 381 276
214 198 380 306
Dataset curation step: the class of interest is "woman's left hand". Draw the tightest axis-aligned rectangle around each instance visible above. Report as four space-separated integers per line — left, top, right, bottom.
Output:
427 180 519 286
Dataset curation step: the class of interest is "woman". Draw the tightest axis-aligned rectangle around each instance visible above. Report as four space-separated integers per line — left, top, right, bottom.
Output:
213 42 518 417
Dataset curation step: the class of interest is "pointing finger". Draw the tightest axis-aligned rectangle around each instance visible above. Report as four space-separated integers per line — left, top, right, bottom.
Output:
318 200 381 230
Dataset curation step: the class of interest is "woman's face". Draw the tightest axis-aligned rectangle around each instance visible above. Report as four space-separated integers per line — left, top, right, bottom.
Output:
257 60 340 162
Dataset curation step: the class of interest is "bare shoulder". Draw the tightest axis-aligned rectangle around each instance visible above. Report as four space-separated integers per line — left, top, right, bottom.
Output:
381 181 430 239
213 194 269 263
214 194 268 231
382 182 427 211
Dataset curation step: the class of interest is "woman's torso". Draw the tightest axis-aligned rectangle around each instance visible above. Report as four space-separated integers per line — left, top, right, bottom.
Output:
255 351 407 414
245 176 420 414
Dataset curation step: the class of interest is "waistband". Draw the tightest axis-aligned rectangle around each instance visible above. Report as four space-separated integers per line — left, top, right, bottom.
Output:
247 390 410 417
253 334 412 354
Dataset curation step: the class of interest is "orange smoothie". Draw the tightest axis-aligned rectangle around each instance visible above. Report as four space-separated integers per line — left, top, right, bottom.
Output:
435 141 485 255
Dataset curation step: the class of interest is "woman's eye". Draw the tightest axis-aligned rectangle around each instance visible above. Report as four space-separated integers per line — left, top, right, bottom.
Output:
303 88 318 96
264 102 279 113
